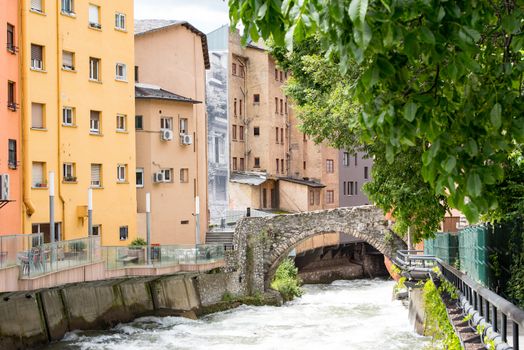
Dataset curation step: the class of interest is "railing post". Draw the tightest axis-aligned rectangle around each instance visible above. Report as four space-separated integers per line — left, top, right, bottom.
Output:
479 296 484 317
492 306 498 333
502 314 507 342
485 301 490 323
513 322 519 350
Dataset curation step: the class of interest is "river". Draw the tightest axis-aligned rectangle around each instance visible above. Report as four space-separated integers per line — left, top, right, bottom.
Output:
48 279 430 350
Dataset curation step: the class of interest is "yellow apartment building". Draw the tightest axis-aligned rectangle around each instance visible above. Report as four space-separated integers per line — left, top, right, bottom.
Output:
21 0 137 245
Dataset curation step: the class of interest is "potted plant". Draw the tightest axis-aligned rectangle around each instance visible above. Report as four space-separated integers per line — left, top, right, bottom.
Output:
128 238 147 262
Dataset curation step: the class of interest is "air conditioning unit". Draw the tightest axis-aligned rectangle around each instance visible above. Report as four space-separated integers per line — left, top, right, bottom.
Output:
153 172 164 183
161 129 174 141
0 174 9 200
31 59 43 70
181 134 193 145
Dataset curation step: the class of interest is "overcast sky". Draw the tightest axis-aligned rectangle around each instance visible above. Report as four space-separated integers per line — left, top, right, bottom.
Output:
134 0 229 34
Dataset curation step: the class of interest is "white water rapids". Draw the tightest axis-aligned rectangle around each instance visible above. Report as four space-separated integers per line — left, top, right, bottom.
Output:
49 279 430 349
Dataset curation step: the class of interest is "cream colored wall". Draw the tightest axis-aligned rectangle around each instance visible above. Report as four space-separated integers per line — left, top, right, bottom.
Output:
229 182 256 211
135 25 208 243
279 181 308 212
136 99 198 245
295 233 342 254
22 0 136 245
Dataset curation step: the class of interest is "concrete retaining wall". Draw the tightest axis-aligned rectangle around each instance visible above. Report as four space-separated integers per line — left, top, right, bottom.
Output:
0 271 241 350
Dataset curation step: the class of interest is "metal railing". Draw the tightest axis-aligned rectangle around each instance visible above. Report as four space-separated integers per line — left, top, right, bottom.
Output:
439 261 524 350
102 244 225 270
395 249 437 272
0 233 43 270
18 236 101 278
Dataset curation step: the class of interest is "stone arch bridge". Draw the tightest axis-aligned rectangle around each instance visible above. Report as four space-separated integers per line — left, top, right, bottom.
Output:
226 205 406 294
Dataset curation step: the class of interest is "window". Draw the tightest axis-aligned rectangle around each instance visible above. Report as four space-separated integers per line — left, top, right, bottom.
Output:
326 190 334 204
8 139 16 169
326 159 334 173
232 157 237 170
115 63 127 81
275 127 279 143
349 181 354 195
7 23 15 52
92 225 101 236
280 99 283 114
239 125 244 141
232 63 237 75
135 115 143 130
134 66 139 82
303 133 307 142
7 81 16 110
136 168 144 187
63 163 76 182
343 181 346 196
281 159 284 174
30 0 43 13
275 97 278 113
32 162 46 187
280 128 284 144
62 50 74 70
90 111 100 133
115 13 126 30
160 168 172 182
116 114 126 131
355 181 358 195
276 159 279 173
89 4 101 29
89 57 100 81
31 44 44 70
315 190 320 205
91 164 102 187
274 68 278 80
309 189 314 205
234 98 237 116
254 126 260 136
232 125 237 140
160 117 172 130
364 166 369 179
253 94 260 103
239 158 245 171
280 71 283 82
117 164 127 182
303 161 306 170
179 118 188 134
61 0 74 14
180 168 189 183
62 107 74 126
343 152 350 166
31 103 45 129
285 100 288 115
254 157 260 168
239 99 243 116
119 226 128 241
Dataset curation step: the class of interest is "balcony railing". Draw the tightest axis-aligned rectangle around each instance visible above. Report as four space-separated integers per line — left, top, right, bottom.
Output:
0 233 43 270
102 244 224 270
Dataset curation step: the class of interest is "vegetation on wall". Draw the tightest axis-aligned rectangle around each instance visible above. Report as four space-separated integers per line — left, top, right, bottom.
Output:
423 279 461 350
271 258 303 301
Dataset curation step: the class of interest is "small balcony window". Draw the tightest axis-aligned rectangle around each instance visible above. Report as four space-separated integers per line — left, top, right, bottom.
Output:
31 44 44 70
115 13 126 30
61 0 74 15
115 63 127 81
62 50 75 70
89 4 101 29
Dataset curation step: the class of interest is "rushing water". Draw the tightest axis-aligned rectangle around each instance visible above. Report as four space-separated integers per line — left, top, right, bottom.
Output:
49 279 429 350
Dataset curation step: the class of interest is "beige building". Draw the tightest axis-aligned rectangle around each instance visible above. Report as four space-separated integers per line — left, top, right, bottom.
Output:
207 27 340 214
134 20 209 245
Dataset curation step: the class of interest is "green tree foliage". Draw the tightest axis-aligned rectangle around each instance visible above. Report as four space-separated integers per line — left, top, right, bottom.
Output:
271 258 303 301
273 37 446 240
229 0 524 223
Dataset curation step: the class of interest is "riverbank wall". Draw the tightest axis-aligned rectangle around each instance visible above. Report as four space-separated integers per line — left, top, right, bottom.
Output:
0 271 245 350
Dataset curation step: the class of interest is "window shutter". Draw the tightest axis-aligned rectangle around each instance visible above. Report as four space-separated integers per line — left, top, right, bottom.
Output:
31 45 42 61
32 103 43 128
63 51 73 67
89 5 99 24
32 163 43 186
31 0 42 11
91 164 101 184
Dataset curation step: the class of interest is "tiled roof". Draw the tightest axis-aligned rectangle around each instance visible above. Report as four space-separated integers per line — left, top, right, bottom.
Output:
134 19 210 69
279 177 325 188
135 83 200 103
230 171 268 186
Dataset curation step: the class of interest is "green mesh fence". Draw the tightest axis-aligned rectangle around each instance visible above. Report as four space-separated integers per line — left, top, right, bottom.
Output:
458 226 490 286
424 232 459 265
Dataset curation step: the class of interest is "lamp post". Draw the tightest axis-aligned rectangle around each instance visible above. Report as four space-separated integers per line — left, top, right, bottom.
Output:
49 172 55 264
146 192 151 265
195 196 200 245
88 188 93 236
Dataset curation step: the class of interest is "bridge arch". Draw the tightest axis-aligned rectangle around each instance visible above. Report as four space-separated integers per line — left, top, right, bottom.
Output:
230 206 407 293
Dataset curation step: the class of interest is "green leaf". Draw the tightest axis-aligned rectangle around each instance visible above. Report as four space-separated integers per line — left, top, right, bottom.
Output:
490 103 502 129
348 0 368 23
467 173 482 197
443 156 456 173
465 139 478 157
257 3 268 18
403 101 418 122
419 27 436 45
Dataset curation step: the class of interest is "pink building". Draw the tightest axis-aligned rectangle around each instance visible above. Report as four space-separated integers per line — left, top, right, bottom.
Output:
0 0 21 234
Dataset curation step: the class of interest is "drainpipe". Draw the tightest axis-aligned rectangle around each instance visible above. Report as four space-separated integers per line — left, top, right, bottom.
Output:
21 0 36 225
56 4 65 240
